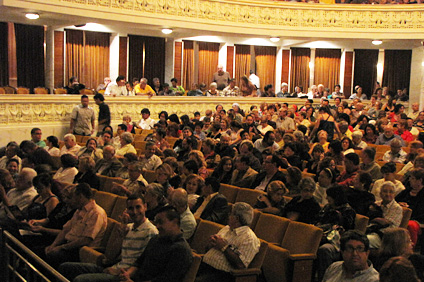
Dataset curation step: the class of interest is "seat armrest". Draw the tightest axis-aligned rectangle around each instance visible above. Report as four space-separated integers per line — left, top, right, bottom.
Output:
289 253 316 261
231 267 262 276
79 246 106 265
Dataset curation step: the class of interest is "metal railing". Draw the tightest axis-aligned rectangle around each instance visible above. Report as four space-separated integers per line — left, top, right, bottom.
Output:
0 228 69 282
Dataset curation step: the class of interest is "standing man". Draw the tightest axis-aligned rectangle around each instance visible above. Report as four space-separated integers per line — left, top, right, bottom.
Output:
104 75 127 96
70 95 95 136
213 65 231 91
30 128 46 148
93 93 110 136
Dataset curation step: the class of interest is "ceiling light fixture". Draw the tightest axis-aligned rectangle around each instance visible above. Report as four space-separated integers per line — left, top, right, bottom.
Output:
162 28 173 35
372 40 383 45
25 13 39 20
270 37 280 43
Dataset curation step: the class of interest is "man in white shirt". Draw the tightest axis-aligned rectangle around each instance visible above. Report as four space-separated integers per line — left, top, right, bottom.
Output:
105 75 128 96
60 134 81 156
136 108 155 130
249 70 260 90
169 188 197 240
139 142 162 171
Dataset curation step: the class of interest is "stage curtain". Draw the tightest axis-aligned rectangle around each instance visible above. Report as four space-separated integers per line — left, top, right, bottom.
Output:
353 49 378 98
198 42 219 86
65 29 84 88
83 31 110 90
382 50 412 95
314 49 341 92
182 40 194 90
290 48 310 92
0 22 8 86
235 44 251 88
254 46 276 90
15 23 45 92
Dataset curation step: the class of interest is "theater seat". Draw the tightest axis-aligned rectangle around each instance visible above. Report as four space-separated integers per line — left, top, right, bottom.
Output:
94 191 118 217
142 169 157 183
354 214 369 234
34 87 49 94
190 220 224 254
235 188 266 207
231 240 269 282
183 252 202 282
219 184 239 204
400 207 412 229
254 213 290 245
53 88 67 94
16 87 29 94
110 196 127 221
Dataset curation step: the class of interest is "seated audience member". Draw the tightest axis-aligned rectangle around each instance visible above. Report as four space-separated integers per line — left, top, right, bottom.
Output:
139 141 162 171
158 83 174 96
363 124 379 144
254 131 280 153
314 168 336 207
60 134 81 157
116 132 137 157
376 124 406 146
346 171 375 216
0 168 37 220
169 188 197 240
380 256 421 282
254 180 288 216
315 186 356 281
284 177 321 224
134 108 155 130
144 183 167 221
20 140 55 169
0 141 21 171
45 183 107 267
341 137 355 155
322 230 379 282
155 163 174 192
197 202 260 281
230 155 258 188
239 140 262 172
96 77 111 92
53 154 78 184
176 136 198 162
104 75 127 96
215 133 236 159
382 138 407 163
182 174 204 209
395 168 424 247
77 137 103 163
31 128 46 148
257 116 274 136
26 173 59 221
187 150 208 179
399 143 424 175
309 131 330 155
352 130 367 150
211 156 234 185
187 83 204 96
192 176 229 224
153 128 170 152
94 145 123 177
97 130 113 149
250 154 286 192
45 136 61 157
118 206 192 282
285 166 303 196
7 159 19 183
59 194 158 282
276 109 296 133
115 153 138 179
326 140 344 166
202 138 221 169
371 162 405 201
112 162 148 197
65 76 85 94
73 156 100 189
394 119 415 143
280 142 303 169
360 147 383 181
206 122 222 140
0 167 16 195
169 77 185 95
305 144 324 175
222 79 239 96
336 153 360 189
134 78 154 96
367 182 403 249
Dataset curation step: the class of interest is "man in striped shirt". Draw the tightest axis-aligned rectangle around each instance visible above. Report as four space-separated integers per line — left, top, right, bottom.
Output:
59 195 158 281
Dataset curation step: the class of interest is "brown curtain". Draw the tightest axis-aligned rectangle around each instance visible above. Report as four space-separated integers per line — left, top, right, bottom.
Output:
83 31 109 90
66 29 84 87
254 46 276 90
290 48 310 92
314 49 341 92
198 42 219 86
15 23 45 92
235 44 251 88
183 40 194 90
353 49 378 98
382 50 412 96
0 22 8 86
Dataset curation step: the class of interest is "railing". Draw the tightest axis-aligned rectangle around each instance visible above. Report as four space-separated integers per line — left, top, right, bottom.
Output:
0 229 69 282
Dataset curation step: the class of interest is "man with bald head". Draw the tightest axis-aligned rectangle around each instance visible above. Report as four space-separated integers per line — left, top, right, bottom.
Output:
375 124 405 146
94 145 123 177
169 188 197 240
213 65 231 90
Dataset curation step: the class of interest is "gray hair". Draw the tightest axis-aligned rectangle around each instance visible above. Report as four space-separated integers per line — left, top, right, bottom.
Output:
293 130 304 142
232 202 254 226
20 168 37 186
299 177 316 192
121 132 134 144
140 78 148 84
381 181 396 193
171 188 188 209
352 130 363 138
146 183 165 201
64 133 76 142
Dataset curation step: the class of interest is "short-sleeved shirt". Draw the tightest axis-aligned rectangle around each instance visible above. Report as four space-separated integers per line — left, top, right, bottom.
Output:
140 154 163 171
323 261 379 282
63 199 107 247
134 84 154 96
71 105 95 135
116 144 137 157
376 199 402 228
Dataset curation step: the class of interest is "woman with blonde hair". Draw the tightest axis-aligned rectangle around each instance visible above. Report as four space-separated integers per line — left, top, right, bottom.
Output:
254 180 288 216
183 174 205 209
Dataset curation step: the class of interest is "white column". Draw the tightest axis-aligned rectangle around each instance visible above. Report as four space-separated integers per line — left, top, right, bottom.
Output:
339 50 346 91
219 43 227 71
109 33 119 79
410 46 424 111
45 26 54 93
309 48 316 88
164 38 175 83
275 47 283 92
376 49 385 85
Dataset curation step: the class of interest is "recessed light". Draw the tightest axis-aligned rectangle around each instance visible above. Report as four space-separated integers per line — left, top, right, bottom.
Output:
372 40 382 45
25 13 39 20
270 37 280 43
162 28 173 35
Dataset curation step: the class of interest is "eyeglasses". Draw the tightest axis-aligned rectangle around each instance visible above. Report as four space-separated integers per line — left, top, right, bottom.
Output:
344 245 366 253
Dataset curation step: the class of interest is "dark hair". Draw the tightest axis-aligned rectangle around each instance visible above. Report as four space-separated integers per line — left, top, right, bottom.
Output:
381 162 396 174
236 155 251 166
326 185 348 206
362 147 376 160
6 158 19 167
75 183 94 199
183 160 199 174
47 136 59 148
180 115 190 125
124 153 139 162
81 94 88 100
320 168 336 183
329 140 342 154
159 111 169 120
127 194 145 204
344 153 360 166
103 126 113 134
410 168 424 183
338 113 351 125
312 144 325 154
380 256 420 282
185 136 198 150
116 75 125 83
61 154 77 168
118 123 128 131
69 76 77 83
335 97 341 102
319 106 331 115
283 142 298 154
394 104 404 114
297 124 307 135
93 93 105 101
31 128 41 135
364 124 378 137
340 230 370 252
156 205 180 226
264 84 273 92
33 173 52 189
287 166 302 184
357 171 373 192
102 130 113 138
85 137 97 148
168 114 180 124
341 137 354 150
141 108 150 115
170 78 178 83
263 131 275 143
205 177 220 192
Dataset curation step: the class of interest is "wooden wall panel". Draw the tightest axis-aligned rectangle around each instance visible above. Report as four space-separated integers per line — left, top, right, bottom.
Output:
281 49 290 85
54 30 64 88
174 41 182 83
119 36 127 78
226 45 234 77
343 51 353 98
7 23 17 87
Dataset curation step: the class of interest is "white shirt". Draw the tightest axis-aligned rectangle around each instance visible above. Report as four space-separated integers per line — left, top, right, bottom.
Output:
45 146 60 157
138 117 155 130
371 179 405 202
60 144 81 157
249 74 260 89
53 167 79 184
105 82 128 96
